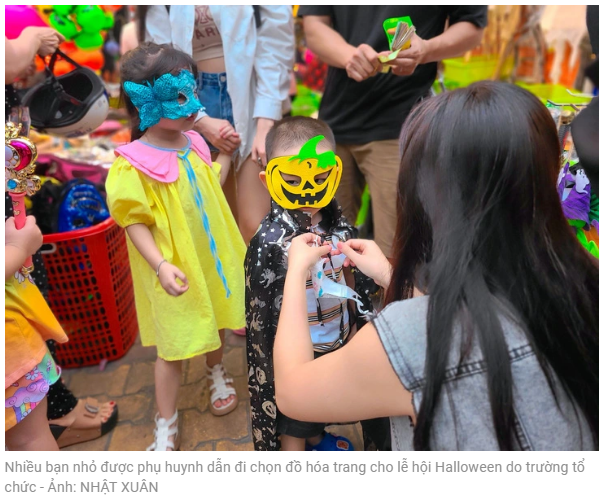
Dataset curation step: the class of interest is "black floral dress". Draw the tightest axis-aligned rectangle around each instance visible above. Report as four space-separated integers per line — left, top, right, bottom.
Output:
245 199 384 451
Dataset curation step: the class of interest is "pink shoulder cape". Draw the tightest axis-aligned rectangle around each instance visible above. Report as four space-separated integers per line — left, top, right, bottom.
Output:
114 130 212 183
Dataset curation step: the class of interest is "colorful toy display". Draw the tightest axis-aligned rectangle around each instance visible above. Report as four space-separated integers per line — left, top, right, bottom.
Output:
5 5 48 39
557 160 599 258
48 5 114 50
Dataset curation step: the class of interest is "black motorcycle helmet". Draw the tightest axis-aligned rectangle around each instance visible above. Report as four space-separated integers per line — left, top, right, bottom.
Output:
21 49 109 138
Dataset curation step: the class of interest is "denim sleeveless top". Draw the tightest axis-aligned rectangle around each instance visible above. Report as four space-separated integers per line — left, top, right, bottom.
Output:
373 296 594 450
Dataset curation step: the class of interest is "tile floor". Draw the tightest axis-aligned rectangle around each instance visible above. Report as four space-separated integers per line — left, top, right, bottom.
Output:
61 331 363 451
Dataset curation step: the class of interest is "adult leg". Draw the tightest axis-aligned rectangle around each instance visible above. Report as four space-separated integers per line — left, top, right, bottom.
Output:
334 144 364 227
6 398 59 451
354 139 400 258
45 340 115 426
236 155 271 244
46 339 118 448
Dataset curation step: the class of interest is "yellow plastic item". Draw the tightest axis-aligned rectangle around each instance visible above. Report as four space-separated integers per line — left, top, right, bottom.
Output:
515 83 592 105
443 56 514 89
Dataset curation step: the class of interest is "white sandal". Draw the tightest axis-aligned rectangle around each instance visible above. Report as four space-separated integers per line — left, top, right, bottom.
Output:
147 411 180 451
206 363 238 416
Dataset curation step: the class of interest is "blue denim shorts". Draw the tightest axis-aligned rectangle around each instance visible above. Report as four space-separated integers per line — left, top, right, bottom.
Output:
197 72 234 152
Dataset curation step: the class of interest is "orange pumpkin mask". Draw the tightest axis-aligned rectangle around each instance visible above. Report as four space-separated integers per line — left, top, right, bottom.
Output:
265 135 342 210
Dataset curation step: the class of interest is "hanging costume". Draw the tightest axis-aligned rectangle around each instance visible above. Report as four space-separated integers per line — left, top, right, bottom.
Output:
557 161 599 258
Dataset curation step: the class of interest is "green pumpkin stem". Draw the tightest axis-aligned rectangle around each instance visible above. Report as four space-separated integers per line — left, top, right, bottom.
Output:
288 135 336 169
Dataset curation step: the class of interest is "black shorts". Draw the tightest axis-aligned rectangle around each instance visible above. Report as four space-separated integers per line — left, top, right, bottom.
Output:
276 351 326 439
277 414 326 439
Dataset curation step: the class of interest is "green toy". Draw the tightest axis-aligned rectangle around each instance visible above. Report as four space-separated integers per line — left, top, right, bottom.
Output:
568 219 599 258
291 85 321 117
49 5 114 51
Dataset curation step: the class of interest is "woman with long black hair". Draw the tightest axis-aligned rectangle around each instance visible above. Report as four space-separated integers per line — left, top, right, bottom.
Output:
273 81 598 450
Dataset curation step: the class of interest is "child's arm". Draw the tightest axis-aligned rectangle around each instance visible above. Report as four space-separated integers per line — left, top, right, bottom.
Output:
126 224 189 296
5 216 43 281
215 153 231 187
6 246 29 281
215 123 239 186
6 246 31 281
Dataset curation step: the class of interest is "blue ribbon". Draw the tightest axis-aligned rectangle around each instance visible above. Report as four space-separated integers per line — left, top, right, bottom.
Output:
179 149 231 298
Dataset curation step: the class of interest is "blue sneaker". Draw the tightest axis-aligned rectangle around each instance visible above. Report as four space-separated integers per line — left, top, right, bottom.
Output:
306 432 354 451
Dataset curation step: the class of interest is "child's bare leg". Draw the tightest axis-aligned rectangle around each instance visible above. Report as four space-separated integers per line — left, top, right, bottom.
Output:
280 434 307 451
5 397 59 451
306 434 324 447
216 153 233 187
206 329 234 408
155 357 182 449
206 329 225 367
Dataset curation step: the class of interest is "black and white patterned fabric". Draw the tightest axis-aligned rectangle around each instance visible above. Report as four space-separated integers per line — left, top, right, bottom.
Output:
245 199 377 450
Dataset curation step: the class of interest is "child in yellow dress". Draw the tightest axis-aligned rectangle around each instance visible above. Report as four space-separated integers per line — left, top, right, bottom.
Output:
106 43 246 450
5 215 68 450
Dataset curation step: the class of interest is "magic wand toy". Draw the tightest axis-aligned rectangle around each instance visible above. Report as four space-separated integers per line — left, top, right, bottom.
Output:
5 121 42 281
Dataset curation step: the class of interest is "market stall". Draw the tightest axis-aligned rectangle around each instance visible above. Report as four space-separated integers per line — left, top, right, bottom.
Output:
5 5 598 372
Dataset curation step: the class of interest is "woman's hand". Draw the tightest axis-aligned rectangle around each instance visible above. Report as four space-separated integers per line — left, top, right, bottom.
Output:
336 239 392 288
5 216 43 257
251 118 274 168
287 234 333 274
195 116 241 152
158 262 189 296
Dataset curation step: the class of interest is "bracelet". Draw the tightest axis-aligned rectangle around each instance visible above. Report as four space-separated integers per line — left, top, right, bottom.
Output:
156 259 167 277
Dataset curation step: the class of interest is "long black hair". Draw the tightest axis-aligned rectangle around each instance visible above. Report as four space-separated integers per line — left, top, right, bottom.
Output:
119 42 198 141
386 81 599 450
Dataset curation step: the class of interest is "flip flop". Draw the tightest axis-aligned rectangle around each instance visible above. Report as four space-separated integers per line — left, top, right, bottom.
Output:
306 432 354 451
48 397 118 448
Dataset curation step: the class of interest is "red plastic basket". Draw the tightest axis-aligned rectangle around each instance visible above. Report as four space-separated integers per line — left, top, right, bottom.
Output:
40 217 138 368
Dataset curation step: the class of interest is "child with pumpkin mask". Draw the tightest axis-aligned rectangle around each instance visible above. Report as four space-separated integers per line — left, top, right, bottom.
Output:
245 116 379 451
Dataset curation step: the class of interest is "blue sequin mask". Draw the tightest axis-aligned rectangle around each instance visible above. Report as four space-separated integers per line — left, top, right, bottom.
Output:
123 70 202 131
